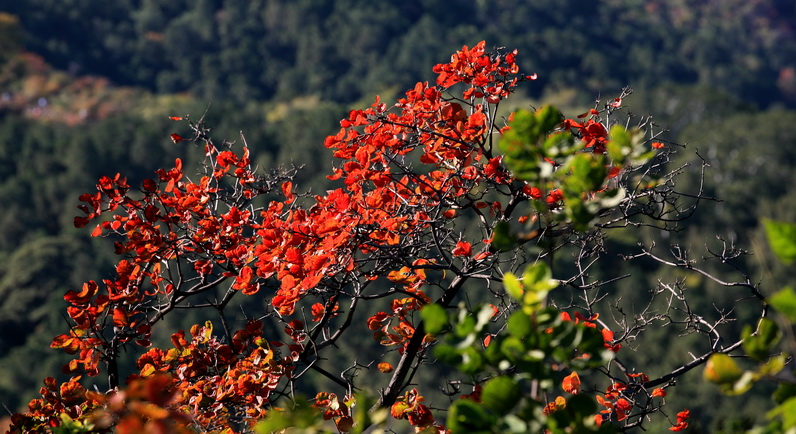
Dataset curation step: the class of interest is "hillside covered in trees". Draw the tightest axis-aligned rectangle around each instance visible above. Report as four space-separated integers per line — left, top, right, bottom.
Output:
2 1 796 431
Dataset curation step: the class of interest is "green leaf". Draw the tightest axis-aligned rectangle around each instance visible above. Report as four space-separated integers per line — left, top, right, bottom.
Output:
499 106 564 182
500 110 537 157
500 336 527 363
704 353 743 384
523 262 558 293
542 131 576 158
507 311 533 338
434 344 463 365
557 154 606 199
767 396 796 429
607 125 632 164
503 272 524 301
763 219 796 264
742 318 781 361
773 383 796 405
481 376 521 415
447 399 496 433
534 105 563 135
721 370 756 396
758 354 787 377
455 314 477 338
563 196 598 232
459 346 486 374
521 290 546 314
421 303 449 335
769 287 796 322
491 221 516 252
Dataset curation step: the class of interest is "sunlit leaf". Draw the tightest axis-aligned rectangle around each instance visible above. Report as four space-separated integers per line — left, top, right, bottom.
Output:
769 287 796 322
481 376 521 415
741 318 781 361
704 353 742 384
763 219 796 264
421 303 449 335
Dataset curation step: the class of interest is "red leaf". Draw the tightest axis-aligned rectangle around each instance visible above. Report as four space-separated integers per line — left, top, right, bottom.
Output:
562 372 580 394
113 307 128 328
74 216 90 228
452 241 472 257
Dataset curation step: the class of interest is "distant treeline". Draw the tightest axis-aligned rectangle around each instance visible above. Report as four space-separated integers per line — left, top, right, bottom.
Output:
2 0 795 107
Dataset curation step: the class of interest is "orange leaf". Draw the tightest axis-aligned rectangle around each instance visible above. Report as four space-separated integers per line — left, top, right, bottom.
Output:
562 372 580 394
113 307 128 328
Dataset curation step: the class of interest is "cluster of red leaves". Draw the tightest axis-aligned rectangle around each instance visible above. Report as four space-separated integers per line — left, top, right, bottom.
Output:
390 389 444 433
366 261 434 351
9 374 193 433
432 40 532 103
669 409 690 431
55 137 264 379
16 321 294 432
543 372 581 416
595 382 633 425
560 311 622 353
562 117 610 154
314 392 355 432
9 377 104 432
133 320 296 431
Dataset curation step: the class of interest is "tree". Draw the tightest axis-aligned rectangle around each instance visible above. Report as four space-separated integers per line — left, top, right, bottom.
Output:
9 42 770 433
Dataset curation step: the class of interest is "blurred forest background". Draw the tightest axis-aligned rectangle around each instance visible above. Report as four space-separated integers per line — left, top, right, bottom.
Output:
1 0 796 431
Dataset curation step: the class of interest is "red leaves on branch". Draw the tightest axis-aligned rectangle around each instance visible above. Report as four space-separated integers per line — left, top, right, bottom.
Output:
16 40 677 433
670 409 690 431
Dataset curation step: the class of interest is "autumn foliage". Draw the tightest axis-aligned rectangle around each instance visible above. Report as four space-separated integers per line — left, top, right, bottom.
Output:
10 41 703 433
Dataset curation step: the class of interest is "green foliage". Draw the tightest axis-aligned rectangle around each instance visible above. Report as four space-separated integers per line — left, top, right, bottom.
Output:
420 303 449 336
254 397 327 433
742 319 781 362
499 106 564 182
51 413 96 434
427 262 611 432
768 288 796 323
703 218 796 431
763 219 796 264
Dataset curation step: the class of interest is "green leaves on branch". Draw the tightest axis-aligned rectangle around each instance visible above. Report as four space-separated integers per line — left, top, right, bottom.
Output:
499 106 564 182
742 318 782 362
499 107 651 232
607 125 655 167
503 262 558 314
440 304 609 433
703 353 753 395
424 264 610 433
